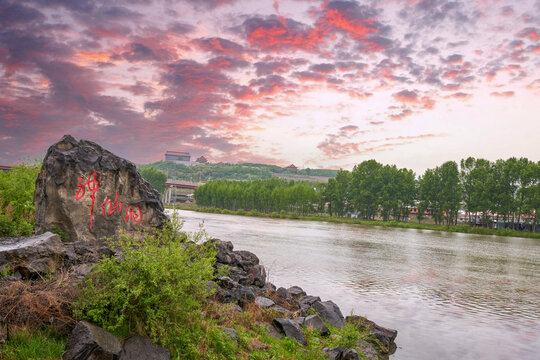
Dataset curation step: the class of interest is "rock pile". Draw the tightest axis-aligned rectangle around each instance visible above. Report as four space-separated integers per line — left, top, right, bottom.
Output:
1 231 397 359
208 239 398 359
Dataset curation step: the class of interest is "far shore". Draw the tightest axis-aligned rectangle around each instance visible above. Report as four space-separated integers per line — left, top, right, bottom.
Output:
165 204 540 240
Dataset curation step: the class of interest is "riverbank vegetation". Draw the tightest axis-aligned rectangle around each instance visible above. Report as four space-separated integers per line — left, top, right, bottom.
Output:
193 157 540 235
174 205 540 239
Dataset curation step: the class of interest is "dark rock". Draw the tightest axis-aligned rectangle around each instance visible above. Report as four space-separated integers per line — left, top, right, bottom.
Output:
312 300 345 328
341 349 359 360
258 322 281 339
72 263 93 280
293 317 305 326
357 340 378 360
272 318 307 345
288 286 306 299
299 295 321 306
0 232 65 278
322 347 343 360
222 328 238 342
231 286 255 307
263 282 276 293
213 240 235 264
247 264 266 287
269 305 293 318
234 250 259 269
63 321 122 360
217 276 238 290
304 314 330 336
276 287 291 301
119 336 170 360
346 315 397 350
255 296 275 308
299 303 311 317
34 135 168 243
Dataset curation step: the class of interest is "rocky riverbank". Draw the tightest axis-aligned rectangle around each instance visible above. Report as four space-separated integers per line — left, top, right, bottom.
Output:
1 232 397 359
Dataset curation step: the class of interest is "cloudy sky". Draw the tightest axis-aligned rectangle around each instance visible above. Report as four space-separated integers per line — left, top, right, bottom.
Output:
1 0 539 173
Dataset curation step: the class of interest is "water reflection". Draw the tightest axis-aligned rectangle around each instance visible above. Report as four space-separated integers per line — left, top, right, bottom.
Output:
172 210 540 360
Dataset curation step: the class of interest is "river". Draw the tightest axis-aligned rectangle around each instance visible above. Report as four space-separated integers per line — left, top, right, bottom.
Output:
169 209 540 360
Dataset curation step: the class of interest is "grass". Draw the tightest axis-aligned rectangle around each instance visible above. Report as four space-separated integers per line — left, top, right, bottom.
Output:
0 327 66 360
168 205 540 240
198 301 376 360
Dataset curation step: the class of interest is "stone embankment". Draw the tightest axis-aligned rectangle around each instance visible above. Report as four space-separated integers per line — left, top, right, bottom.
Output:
1 234 397 360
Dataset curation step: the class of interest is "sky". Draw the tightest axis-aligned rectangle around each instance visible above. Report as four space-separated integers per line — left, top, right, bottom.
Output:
0 0 539 174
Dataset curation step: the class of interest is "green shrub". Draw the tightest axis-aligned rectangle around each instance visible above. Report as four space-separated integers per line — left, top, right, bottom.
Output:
16 219 33 236
73 218 217 358
0 214 16 237
51 226 68 242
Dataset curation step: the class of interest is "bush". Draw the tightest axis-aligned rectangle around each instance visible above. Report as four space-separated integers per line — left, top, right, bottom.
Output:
73 218 217 358
0 160 41 236
0 214 16 237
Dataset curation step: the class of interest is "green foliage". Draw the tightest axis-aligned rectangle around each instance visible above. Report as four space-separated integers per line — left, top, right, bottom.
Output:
0 327 66 360
195 178 319 215
139 167 167 195
51 226 68 242
0 214 17 237
73 217 217 357
0 160 41 236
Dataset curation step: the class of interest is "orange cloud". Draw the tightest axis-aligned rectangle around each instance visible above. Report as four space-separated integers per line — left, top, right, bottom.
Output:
490 91 515 97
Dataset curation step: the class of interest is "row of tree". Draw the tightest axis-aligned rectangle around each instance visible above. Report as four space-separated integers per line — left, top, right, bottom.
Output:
194 178 319 214
193 158 539 231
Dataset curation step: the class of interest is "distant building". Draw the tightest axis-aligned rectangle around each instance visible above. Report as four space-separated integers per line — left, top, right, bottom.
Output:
0 165 11 173
196 156 208 164
285 164 298 172
165 151 191 165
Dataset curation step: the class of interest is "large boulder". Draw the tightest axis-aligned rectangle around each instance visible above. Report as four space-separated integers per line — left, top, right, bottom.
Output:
119 336 170 360
303 314 329 336
272 318 307 345
63 321 122 360
346 315 397 350
0 232 65 278
312 300 345 328
34 135 168 242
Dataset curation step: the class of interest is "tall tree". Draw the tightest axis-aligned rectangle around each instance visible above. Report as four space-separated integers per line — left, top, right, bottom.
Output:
139 168 167 195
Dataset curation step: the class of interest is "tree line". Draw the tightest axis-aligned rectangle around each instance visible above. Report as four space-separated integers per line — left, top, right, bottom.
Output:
194 178 319 215
193 157 539 231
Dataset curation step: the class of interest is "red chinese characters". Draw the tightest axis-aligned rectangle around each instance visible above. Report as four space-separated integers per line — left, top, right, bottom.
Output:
125 205 142 224
75 172 99 229
75 172 143 229
100 192 123 216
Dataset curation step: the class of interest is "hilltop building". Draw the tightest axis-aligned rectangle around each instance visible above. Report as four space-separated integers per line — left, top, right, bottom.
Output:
285 164 298 172
196 156 208 164
165 151 192 166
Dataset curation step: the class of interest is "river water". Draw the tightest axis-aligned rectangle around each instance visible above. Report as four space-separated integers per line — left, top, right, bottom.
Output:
170 209 540 360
